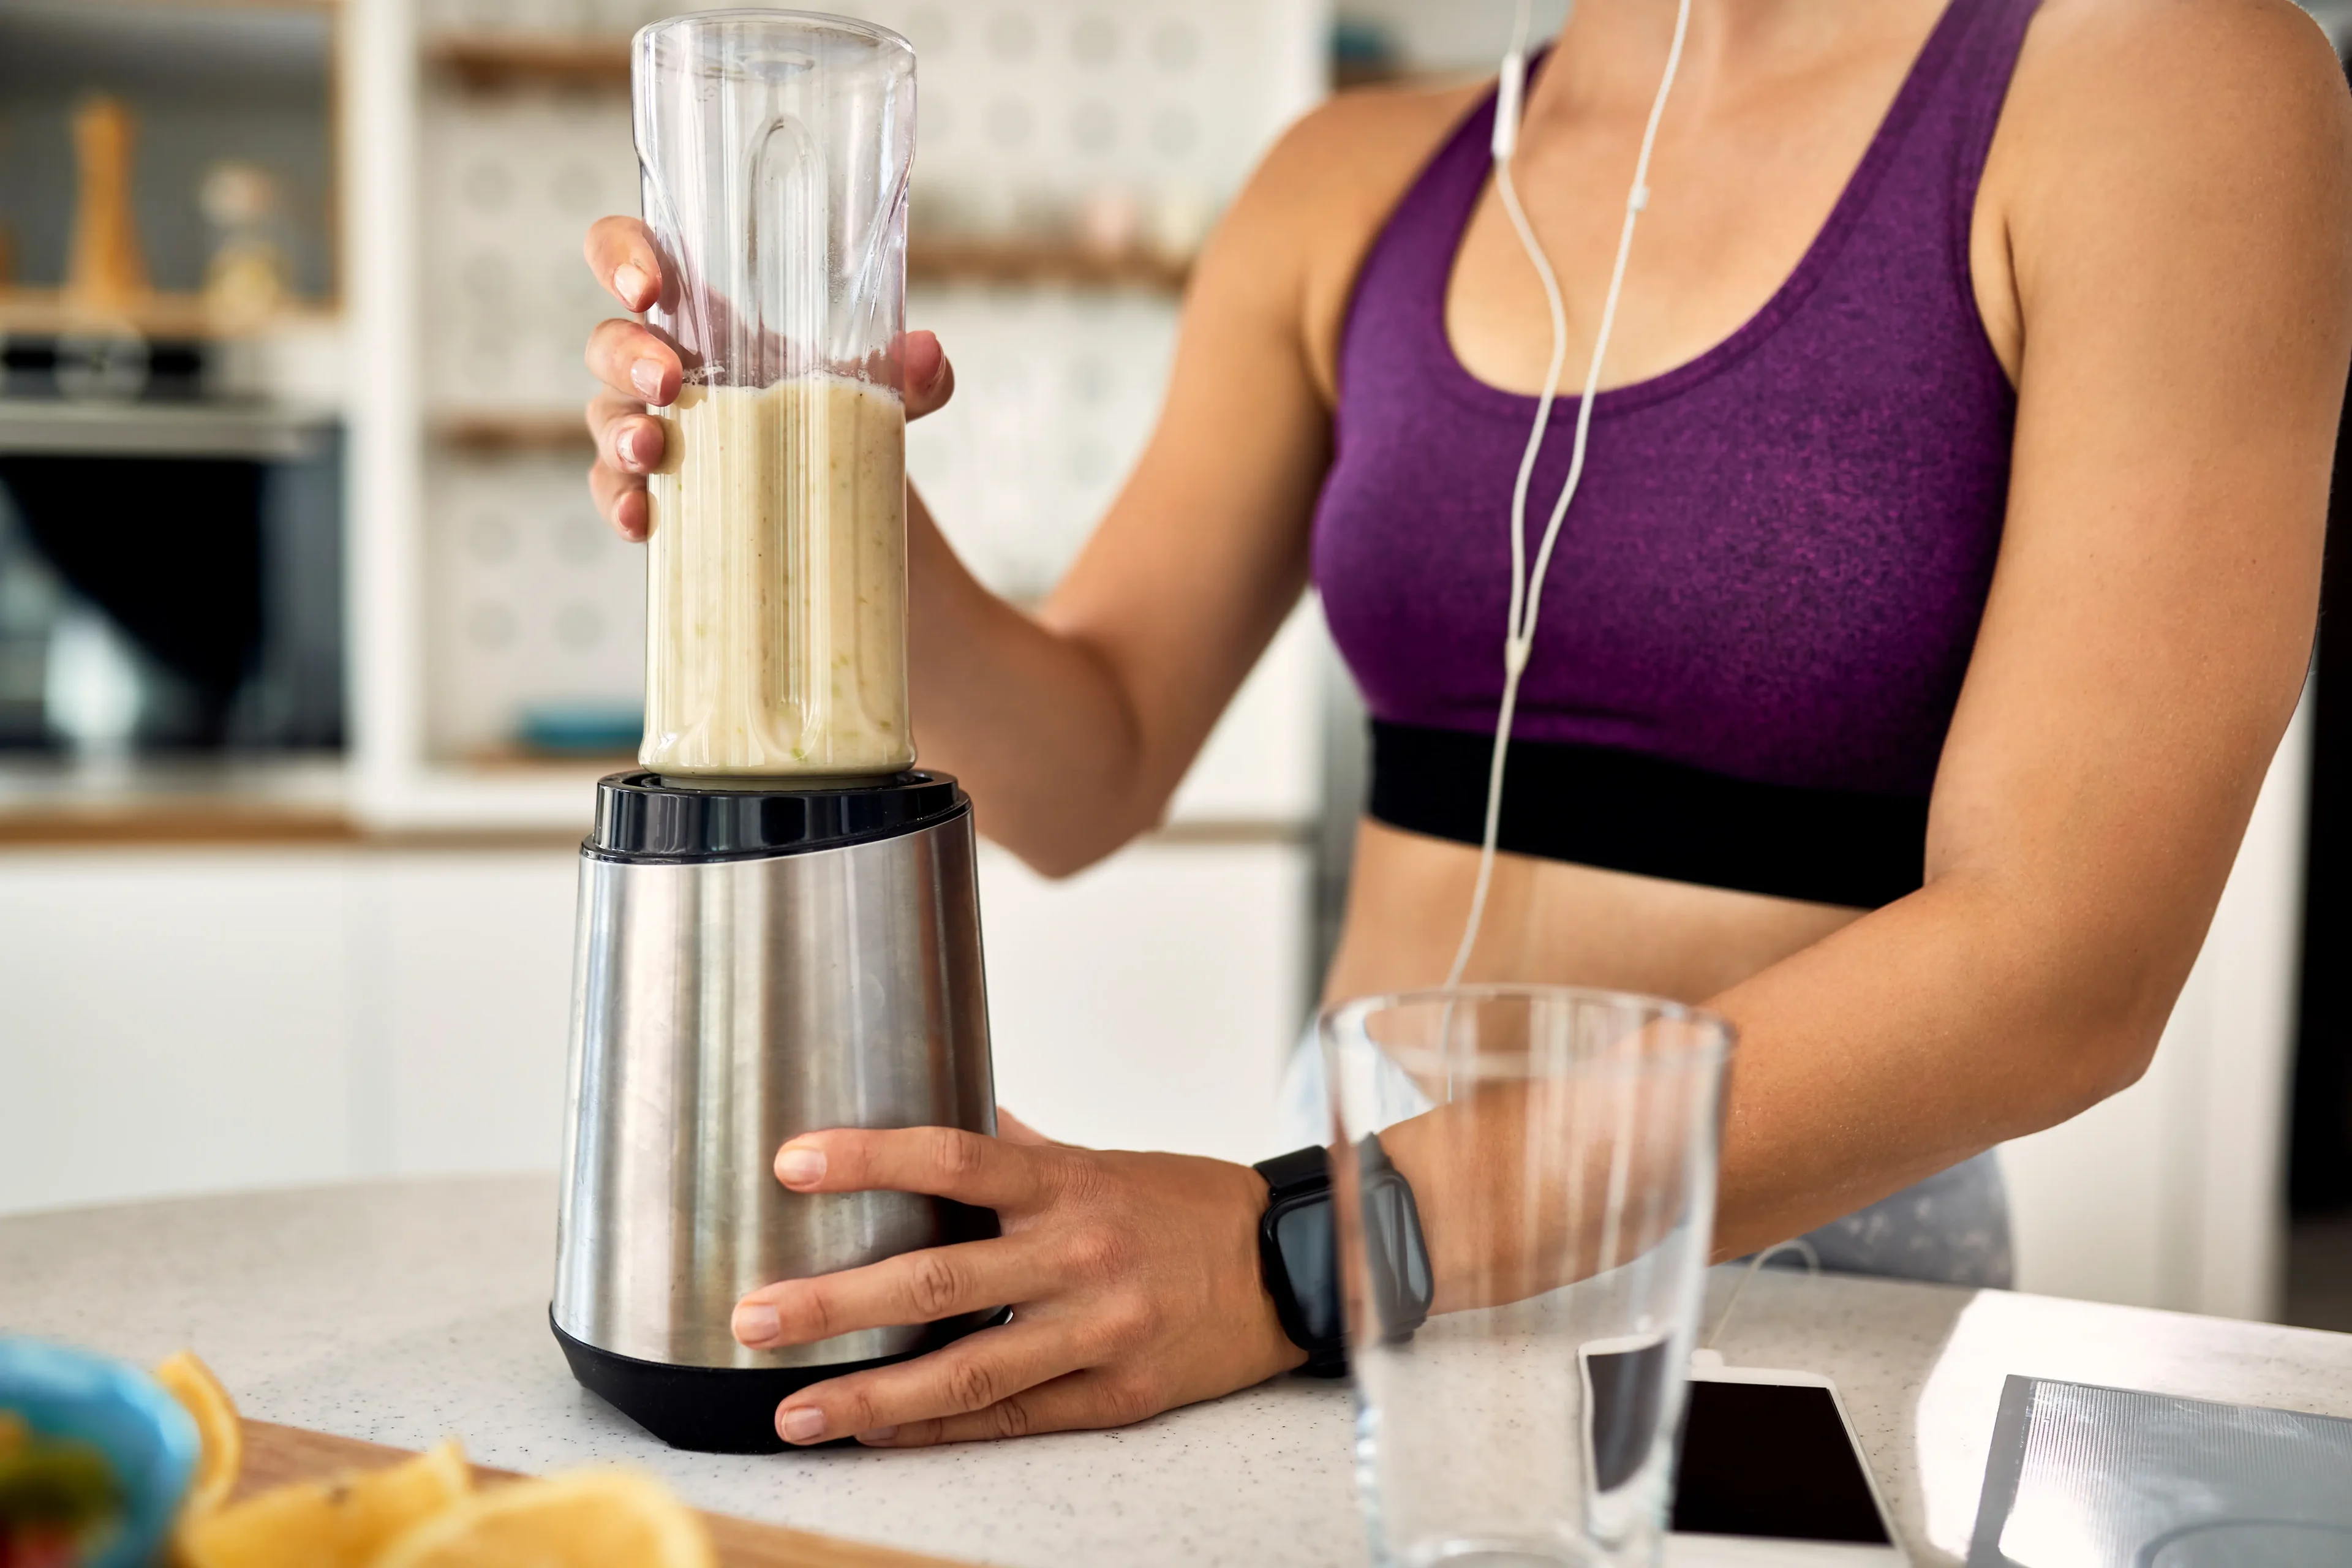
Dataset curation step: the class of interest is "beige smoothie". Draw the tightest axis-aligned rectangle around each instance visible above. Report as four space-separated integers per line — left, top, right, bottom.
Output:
640 375 912 777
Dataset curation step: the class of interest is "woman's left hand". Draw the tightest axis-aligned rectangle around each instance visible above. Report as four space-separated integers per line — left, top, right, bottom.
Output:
729 1113 1305 1447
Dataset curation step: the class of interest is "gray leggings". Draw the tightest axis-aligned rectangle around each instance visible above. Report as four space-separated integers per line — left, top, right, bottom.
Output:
1277 1030 2013 1291
1780 1148 2011 1287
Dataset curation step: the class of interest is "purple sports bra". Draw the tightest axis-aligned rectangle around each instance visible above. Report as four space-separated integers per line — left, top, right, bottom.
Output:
1310 0 2038 908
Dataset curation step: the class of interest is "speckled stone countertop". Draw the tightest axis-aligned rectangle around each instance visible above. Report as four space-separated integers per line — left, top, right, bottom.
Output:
4 1177 2350 1566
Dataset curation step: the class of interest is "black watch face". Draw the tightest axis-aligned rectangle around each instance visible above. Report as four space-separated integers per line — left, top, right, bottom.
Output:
1271 1195 1343 1345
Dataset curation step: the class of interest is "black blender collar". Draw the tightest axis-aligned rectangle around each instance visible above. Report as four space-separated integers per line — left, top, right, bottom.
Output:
586 769 968 862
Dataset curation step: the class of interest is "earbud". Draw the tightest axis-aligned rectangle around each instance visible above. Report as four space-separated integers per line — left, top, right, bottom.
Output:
1492 48 1527 161
1447 0 1695 987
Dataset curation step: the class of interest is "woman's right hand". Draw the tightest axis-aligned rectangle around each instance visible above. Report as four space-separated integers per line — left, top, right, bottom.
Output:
580 215 957 542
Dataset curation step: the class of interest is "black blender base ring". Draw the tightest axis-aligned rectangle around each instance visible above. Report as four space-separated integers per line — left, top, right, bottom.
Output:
551 1306 1008 1453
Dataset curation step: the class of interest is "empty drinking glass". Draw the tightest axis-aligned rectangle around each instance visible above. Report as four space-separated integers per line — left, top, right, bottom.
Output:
1322 985 1735 1567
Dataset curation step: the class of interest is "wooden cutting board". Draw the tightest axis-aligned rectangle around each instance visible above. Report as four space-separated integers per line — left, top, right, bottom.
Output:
235 1419 980 1568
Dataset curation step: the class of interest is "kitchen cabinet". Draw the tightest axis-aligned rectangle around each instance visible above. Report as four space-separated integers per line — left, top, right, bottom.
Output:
350 850 579 1178
0 836 1311 1216
981 839 1310 1164
0 851 355 1214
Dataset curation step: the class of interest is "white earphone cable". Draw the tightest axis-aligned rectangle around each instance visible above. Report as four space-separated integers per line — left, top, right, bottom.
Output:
1446 0 1695 987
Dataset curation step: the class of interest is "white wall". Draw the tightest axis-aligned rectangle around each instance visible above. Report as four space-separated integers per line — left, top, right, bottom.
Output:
1336 0 1567 74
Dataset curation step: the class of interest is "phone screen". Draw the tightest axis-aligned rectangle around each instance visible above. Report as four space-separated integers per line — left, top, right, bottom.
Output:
1670 1380 1893 1545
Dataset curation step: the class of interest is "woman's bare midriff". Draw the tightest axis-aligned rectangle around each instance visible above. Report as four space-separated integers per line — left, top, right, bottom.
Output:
1321 817 1865 1008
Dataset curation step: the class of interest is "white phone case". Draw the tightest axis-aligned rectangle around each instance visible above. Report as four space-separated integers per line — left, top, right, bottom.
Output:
1667 1361 1910 1567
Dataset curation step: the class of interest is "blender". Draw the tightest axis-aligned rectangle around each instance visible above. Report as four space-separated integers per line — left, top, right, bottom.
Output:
549 11 1001 1455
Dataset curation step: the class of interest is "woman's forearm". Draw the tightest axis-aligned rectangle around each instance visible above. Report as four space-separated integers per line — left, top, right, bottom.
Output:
1381 868 2204 1313
903 486 1156 873
1697 868 2195 1262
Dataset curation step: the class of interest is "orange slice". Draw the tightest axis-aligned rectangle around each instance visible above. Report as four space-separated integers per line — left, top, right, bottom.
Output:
372 1471 715 1568
178 1438 470 1568
151 1351 243 1517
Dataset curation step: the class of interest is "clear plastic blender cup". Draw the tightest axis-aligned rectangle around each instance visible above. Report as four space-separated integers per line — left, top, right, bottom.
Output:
631 12 916 778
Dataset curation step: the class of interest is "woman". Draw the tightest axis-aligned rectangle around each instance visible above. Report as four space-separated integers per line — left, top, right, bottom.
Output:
577 0 2352 1447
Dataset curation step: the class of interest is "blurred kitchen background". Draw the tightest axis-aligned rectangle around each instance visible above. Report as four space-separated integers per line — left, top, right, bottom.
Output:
1 0 2348 1334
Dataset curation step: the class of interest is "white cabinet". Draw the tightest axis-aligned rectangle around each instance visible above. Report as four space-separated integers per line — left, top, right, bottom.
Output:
0 848 586 1215
353 852 581 1178
0 853 356 1215
0 835 1310 1217
981 839 1310 1164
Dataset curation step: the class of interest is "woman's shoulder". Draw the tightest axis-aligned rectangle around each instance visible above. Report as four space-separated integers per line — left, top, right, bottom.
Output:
2002 0 2346 160
1207 77 1491 403
1978 0 2350 366
1257 75 1490 195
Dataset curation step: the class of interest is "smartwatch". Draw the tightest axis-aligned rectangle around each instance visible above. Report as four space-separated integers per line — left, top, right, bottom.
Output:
1253 1135 1434 1378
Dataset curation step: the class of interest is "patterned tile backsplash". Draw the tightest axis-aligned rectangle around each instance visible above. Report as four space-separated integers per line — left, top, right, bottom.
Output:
424 448 645 760
416 0 1321 759
421 285 1180 759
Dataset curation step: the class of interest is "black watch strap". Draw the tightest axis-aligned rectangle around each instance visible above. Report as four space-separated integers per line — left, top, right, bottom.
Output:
1253 1145 1351 1376
1352 1132 1434 1343
1255 1145 1330 1204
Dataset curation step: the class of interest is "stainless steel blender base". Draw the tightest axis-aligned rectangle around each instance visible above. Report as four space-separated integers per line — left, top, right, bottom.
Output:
552 771 1002 1449
551 1306 1011 1453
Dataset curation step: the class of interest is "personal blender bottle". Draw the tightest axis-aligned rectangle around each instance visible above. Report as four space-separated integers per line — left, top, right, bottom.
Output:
551 11 1002 1455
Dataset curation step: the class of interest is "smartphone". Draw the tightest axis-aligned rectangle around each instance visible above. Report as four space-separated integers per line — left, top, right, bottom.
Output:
1581 1344 1908 1566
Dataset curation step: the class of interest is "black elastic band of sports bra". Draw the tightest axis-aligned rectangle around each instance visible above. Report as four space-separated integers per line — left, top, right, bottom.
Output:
1368 720 1929 910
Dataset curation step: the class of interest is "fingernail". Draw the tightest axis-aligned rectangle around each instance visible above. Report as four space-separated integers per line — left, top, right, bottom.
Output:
776 1146 826 1186
858 1426 899 1446
925 356 948 390
630 358 664 400
732 1303 780 1345
615 263 650 306
778 1406 827 1444
622 424 655 469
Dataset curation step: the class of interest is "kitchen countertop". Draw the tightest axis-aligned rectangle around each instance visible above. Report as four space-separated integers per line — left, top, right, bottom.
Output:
4 1177 2349 1567
0 760 1309 848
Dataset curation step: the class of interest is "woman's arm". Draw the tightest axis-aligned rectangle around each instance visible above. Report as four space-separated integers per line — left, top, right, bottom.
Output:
1371 0 2352 1306
893 162 1330 872
1694 0 2352 1259
581 91 1439 873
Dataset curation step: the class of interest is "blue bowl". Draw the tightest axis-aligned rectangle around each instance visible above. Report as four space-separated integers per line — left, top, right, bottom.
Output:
0 1338 197 1568
516 701 643 756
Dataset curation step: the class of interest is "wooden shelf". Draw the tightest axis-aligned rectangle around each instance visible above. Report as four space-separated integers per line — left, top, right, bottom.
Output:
78 0 341 12
0 288 337 343
0 804 356 848
0 756 353 848
418 31 1191 292
457 744 637 772
432 410 594 452
425 32 630 90
910 236 1191 293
